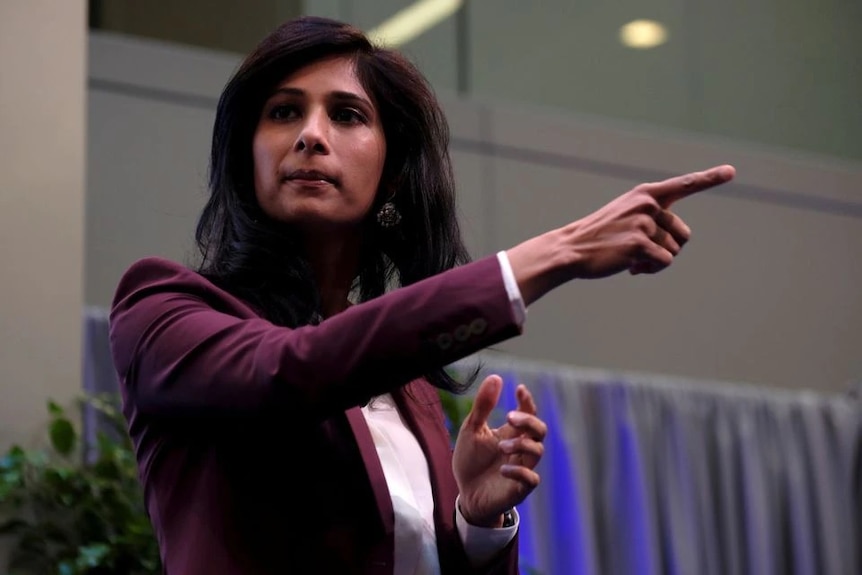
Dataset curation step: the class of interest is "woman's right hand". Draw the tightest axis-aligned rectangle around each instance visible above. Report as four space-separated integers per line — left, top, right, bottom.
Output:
506 165 736 305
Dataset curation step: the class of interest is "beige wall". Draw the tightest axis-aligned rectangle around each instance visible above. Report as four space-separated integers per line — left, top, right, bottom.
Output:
0 2 86 448
85 32 862 393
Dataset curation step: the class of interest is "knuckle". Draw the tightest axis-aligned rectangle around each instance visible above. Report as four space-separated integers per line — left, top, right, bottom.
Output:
631 182 650 195
631 235 651 255
638 195 660 214
635 214 655 233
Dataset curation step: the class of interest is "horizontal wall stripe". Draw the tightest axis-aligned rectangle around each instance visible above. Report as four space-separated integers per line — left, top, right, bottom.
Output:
453 137 862 220
89 77 219 110
89 77 862 220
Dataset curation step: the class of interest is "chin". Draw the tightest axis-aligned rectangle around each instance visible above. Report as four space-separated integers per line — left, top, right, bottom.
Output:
272 210 365 232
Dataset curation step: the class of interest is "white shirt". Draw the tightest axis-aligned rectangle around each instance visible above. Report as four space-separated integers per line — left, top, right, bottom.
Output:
360 252 526 574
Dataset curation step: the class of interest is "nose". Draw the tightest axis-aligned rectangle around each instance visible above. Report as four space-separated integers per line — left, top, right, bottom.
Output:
294 108 329 155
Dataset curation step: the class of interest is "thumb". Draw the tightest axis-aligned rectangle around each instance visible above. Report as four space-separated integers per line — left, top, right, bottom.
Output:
464 375 503 432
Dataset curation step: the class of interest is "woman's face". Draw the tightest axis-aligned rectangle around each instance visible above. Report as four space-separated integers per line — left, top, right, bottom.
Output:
252 56 386 233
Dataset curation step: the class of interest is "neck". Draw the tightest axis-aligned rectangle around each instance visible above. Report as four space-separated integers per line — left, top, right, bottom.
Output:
302 229 362 318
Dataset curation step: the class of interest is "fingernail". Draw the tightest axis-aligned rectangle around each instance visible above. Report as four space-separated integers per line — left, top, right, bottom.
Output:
508 411 525 423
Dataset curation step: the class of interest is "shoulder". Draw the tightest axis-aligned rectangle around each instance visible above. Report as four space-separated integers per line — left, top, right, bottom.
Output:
111 256 253 317
108 257 258 375
115 256 202 291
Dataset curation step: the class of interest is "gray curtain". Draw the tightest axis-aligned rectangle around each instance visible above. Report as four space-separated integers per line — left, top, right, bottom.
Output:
83 309 861 574
453 355 861 575
82 306 123 460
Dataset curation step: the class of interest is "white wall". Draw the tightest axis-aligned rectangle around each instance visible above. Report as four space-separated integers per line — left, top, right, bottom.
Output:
86 32 862 392
0 2 86 446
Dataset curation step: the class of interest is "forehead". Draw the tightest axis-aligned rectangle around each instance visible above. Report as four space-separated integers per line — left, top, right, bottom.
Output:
273 55 369 98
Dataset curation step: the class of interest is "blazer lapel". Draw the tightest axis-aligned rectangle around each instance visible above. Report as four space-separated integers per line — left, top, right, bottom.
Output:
392 382 468 572
344 406 395 569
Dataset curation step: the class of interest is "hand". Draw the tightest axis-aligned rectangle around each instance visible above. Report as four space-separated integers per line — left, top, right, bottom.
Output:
507 165 736 303
571 164 736 278
452 375 547 527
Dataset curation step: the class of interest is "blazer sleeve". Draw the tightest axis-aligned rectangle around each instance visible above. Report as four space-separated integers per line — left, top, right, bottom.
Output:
109 255 522 421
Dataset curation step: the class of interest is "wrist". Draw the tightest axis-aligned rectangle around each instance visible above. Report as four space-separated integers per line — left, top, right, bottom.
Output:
506 228 572 306
459 502 505 528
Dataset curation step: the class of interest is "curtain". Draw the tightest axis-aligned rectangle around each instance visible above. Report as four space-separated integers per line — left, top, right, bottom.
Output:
452 354 861 575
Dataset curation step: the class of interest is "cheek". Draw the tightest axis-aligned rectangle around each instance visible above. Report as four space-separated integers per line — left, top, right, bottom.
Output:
360 138 386 199
252 136 277 197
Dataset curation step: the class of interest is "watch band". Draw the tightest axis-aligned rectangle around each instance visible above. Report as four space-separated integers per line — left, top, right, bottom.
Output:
502 508 515 528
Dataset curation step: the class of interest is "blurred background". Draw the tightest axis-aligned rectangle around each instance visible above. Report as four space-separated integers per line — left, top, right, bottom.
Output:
1 1 860 572
89 0 862 162
78 0 862 394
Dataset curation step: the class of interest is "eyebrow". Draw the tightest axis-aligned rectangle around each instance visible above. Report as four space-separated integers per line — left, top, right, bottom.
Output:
268 87 374 110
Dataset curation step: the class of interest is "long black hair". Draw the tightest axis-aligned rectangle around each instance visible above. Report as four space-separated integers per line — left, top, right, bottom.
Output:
196 17 472 392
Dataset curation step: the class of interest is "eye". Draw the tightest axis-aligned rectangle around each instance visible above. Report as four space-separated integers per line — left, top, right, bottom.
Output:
332 108 366 125
268 104 299 121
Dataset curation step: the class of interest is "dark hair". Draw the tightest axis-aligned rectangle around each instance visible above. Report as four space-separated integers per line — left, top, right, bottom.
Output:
196 16 472 392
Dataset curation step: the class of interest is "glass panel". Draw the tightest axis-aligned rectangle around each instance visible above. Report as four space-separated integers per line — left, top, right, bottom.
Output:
90 0 862 161
307 0 862 162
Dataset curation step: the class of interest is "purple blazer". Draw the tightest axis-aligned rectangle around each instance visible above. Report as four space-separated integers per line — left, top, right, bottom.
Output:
109 255 523 574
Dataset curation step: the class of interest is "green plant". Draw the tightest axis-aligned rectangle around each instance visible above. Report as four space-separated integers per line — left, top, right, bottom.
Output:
0 395 160 575
437 389 475 444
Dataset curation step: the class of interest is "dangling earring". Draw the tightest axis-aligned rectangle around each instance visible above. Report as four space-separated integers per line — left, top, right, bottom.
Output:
376 201 401 229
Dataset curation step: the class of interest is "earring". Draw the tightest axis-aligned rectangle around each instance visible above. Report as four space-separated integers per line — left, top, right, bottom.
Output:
376 202 401 229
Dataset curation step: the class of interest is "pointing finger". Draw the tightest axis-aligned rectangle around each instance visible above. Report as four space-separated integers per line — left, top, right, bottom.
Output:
643 164 735 208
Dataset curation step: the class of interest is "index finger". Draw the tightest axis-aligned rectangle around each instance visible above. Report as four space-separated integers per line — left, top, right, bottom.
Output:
515 384 537 416
645 164 736 207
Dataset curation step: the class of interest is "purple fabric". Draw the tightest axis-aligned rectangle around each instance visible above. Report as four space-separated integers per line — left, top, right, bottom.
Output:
107 255 521 575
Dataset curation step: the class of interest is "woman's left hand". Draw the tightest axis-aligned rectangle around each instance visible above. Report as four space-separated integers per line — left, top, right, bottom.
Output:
452 374 547 527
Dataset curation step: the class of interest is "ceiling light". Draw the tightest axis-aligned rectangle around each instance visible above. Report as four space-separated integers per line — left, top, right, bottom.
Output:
368 0 463 47
619 19 668 49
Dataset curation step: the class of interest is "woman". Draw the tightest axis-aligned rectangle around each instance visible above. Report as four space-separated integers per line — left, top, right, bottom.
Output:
109 16 734 575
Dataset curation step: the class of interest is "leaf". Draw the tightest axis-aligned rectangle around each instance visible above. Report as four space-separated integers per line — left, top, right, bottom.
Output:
76 542 111 567
83 393 131 441
0 468 23 487
49 417 77 456
437 389 476 443
2 395 162 575
0 445 26 470
25 449 49 467
48 399 64 417
82 393 121 420
0 468 24 501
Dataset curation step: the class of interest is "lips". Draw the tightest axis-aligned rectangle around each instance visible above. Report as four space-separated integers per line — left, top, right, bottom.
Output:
286 169 337 185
